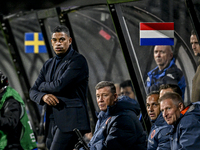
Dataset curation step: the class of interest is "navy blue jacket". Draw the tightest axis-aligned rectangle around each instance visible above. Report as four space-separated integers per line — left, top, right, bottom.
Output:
147 113 171 150
169 102 200 150
85 96 147 150
146 58 186 100
29 46 90 133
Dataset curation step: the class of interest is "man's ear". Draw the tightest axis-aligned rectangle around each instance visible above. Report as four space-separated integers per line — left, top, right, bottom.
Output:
69 37 72 45
114 93 118 103
51 39 53 46
170 52 173 59
178 102 184 111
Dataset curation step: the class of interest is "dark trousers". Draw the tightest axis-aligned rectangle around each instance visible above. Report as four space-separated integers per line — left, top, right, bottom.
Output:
46 119 80 150
5 144 23 150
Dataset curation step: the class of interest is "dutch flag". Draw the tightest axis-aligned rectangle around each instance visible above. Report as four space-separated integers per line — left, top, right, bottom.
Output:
140 22 174 46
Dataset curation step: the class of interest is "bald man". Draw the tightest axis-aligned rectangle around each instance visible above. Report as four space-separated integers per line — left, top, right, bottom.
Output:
146 45 186 100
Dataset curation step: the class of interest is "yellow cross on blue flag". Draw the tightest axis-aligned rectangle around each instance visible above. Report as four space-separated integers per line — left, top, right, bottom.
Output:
24 32 47 53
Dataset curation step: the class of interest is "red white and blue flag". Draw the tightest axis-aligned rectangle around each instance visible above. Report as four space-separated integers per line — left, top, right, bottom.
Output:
140 22 174 46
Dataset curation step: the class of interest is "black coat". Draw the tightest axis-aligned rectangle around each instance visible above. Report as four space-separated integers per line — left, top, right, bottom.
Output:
29 47 90 133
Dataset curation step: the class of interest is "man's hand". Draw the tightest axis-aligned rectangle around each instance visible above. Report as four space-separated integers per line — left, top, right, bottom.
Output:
42 94 59 106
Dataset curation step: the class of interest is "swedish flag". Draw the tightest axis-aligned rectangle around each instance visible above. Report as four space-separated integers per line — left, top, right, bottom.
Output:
24 32 47 53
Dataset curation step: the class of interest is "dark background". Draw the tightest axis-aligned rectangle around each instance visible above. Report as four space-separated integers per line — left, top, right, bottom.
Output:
0 0 107 15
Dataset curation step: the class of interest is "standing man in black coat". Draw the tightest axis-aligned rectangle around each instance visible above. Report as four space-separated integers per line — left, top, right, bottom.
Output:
29 25 90 150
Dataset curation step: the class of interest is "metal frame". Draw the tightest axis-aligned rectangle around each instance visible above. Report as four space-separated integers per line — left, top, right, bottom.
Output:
185 0 200 44
107 3 151 133
61 9 98 129
37 8 58 58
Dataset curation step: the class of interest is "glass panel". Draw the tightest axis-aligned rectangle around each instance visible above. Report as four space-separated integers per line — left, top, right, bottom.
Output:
8 12 51 87
67 5 132 111
0 31 23 98
117 1 197 104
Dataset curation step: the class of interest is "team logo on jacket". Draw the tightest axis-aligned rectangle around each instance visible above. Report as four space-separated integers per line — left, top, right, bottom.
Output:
151 130 156 139
166 74 174 79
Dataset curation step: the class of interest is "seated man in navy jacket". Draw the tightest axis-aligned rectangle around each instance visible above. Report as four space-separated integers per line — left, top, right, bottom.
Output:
81 81 147 150
160 92 200 150
146 91 171 150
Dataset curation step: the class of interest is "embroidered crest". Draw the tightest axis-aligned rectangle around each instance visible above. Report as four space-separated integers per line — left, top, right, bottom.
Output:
166 74 175 79
151 130 156 139
188 105 195 112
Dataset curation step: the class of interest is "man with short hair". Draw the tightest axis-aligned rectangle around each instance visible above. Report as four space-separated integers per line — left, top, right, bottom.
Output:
159 84 182 98
120 80 135 99
85 81 146 150
146 91 170 150
114 83 121 96
160 92 200 149
190 30 200 102
145 45 186 100
29 25 90 149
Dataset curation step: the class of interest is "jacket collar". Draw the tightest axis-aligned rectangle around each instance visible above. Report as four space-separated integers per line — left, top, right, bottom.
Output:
170 103 193 134
53 47 75 79
148 58 175 76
